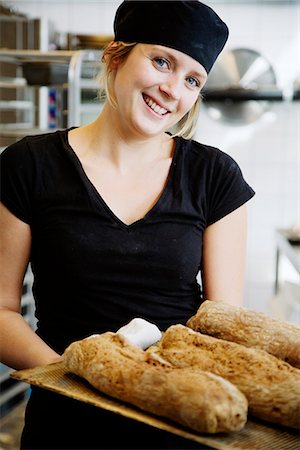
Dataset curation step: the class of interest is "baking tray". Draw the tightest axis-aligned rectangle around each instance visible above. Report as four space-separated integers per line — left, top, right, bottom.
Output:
11 362 299 450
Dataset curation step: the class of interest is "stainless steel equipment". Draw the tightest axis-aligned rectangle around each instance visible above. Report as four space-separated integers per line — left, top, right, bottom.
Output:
202 48 282 124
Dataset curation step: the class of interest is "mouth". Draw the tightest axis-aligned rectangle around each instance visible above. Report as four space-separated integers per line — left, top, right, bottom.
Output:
143 94 170 116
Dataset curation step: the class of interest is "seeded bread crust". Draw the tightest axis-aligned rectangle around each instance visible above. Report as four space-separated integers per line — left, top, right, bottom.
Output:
63 332 248 434
152 324 300 429
187 300 300 368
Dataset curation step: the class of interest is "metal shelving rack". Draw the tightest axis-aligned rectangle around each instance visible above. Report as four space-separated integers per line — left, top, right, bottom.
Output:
0 72 34 132
0 49 104 150
0 10 45 149
66 49 103 126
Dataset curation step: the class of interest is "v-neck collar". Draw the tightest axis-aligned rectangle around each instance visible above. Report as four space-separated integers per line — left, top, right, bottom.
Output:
60 128 179 230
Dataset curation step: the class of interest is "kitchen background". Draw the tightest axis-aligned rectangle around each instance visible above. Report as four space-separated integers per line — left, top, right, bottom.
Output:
2 0 298 314
0 1 299 446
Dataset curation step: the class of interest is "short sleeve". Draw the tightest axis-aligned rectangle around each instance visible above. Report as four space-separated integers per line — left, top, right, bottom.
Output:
0 138 35 224
207 152 255 225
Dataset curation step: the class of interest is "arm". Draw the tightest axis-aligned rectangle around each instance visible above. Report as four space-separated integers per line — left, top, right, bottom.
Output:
201 204 248 306
0 203 62 370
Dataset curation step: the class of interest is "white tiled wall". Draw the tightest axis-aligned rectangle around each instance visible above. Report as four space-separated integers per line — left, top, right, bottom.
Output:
5 0 300 317
196 101 299 316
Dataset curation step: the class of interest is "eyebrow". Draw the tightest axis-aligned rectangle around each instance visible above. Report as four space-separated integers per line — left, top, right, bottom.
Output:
149 45 207 80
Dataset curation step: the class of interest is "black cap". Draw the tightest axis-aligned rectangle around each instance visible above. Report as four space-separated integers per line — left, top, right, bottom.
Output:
114 1 229 74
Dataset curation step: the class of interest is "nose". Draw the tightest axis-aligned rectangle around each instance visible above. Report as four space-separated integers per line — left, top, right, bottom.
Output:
159 75 182 100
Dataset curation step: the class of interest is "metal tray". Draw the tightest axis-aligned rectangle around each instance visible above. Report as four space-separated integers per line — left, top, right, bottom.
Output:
11 362 299 450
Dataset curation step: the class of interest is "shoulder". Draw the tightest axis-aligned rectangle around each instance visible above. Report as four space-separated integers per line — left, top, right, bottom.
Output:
2 129 65 156
175 136 240 174
1 129 67 168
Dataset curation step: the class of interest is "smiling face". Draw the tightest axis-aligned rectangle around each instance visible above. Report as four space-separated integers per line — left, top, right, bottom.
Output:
109 44 207 139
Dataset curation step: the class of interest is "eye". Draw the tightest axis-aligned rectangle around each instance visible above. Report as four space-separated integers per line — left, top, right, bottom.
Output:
153 57 170 70
186 76 200 88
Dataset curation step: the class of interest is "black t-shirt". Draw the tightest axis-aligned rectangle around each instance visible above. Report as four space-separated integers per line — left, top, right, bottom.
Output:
0 129 254 353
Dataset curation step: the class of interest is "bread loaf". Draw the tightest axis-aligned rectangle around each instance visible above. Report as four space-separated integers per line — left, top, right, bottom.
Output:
151 324 300 429
186 300 300 368
63 332 248 433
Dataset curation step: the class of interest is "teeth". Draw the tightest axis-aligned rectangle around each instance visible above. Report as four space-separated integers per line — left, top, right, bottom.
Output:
144 95 168 115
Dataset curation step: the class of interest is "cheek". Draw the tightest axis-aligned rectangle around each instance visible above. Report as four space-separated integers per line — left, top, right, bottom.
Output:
114 64 156 96
180 93 198 116
113 70 130 102
135 65 158 88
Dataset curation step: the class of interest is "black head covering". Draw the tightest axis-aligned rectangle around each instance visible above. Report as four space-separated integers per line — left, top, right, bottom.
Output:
114 1 229 74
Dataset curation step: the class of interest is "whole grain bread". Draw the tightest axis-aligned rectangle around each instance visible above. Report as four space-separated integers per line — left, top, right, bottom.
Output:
63 332 248 433
186 300 300 368
151 324 300 429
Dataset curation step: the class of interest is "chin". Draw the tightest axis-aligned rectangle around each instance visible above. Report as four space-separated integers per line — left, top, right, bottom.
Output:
132 120 168 138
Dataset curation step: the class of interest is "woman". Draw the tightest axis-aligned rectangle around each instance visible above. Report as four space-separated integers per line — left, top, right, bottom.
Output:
0 1 254 449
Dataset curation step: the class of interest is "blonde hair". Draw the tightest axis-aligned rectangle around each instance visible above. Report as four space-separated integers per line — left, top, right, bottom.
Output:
100 41 202 139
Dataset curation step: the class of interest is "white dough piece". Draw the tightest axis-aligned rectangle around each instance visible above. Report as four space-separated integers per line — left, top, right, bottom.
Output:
116 318 162 349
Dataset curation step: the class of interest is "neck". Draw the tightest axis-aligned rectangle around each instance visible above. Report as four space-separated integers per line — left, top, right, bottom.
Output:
83 102 173 170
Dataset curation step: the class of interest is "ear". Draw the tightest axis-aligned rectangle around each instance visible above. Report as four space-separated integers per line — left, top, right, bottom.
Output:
102 41 121 69
110 57 120 70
